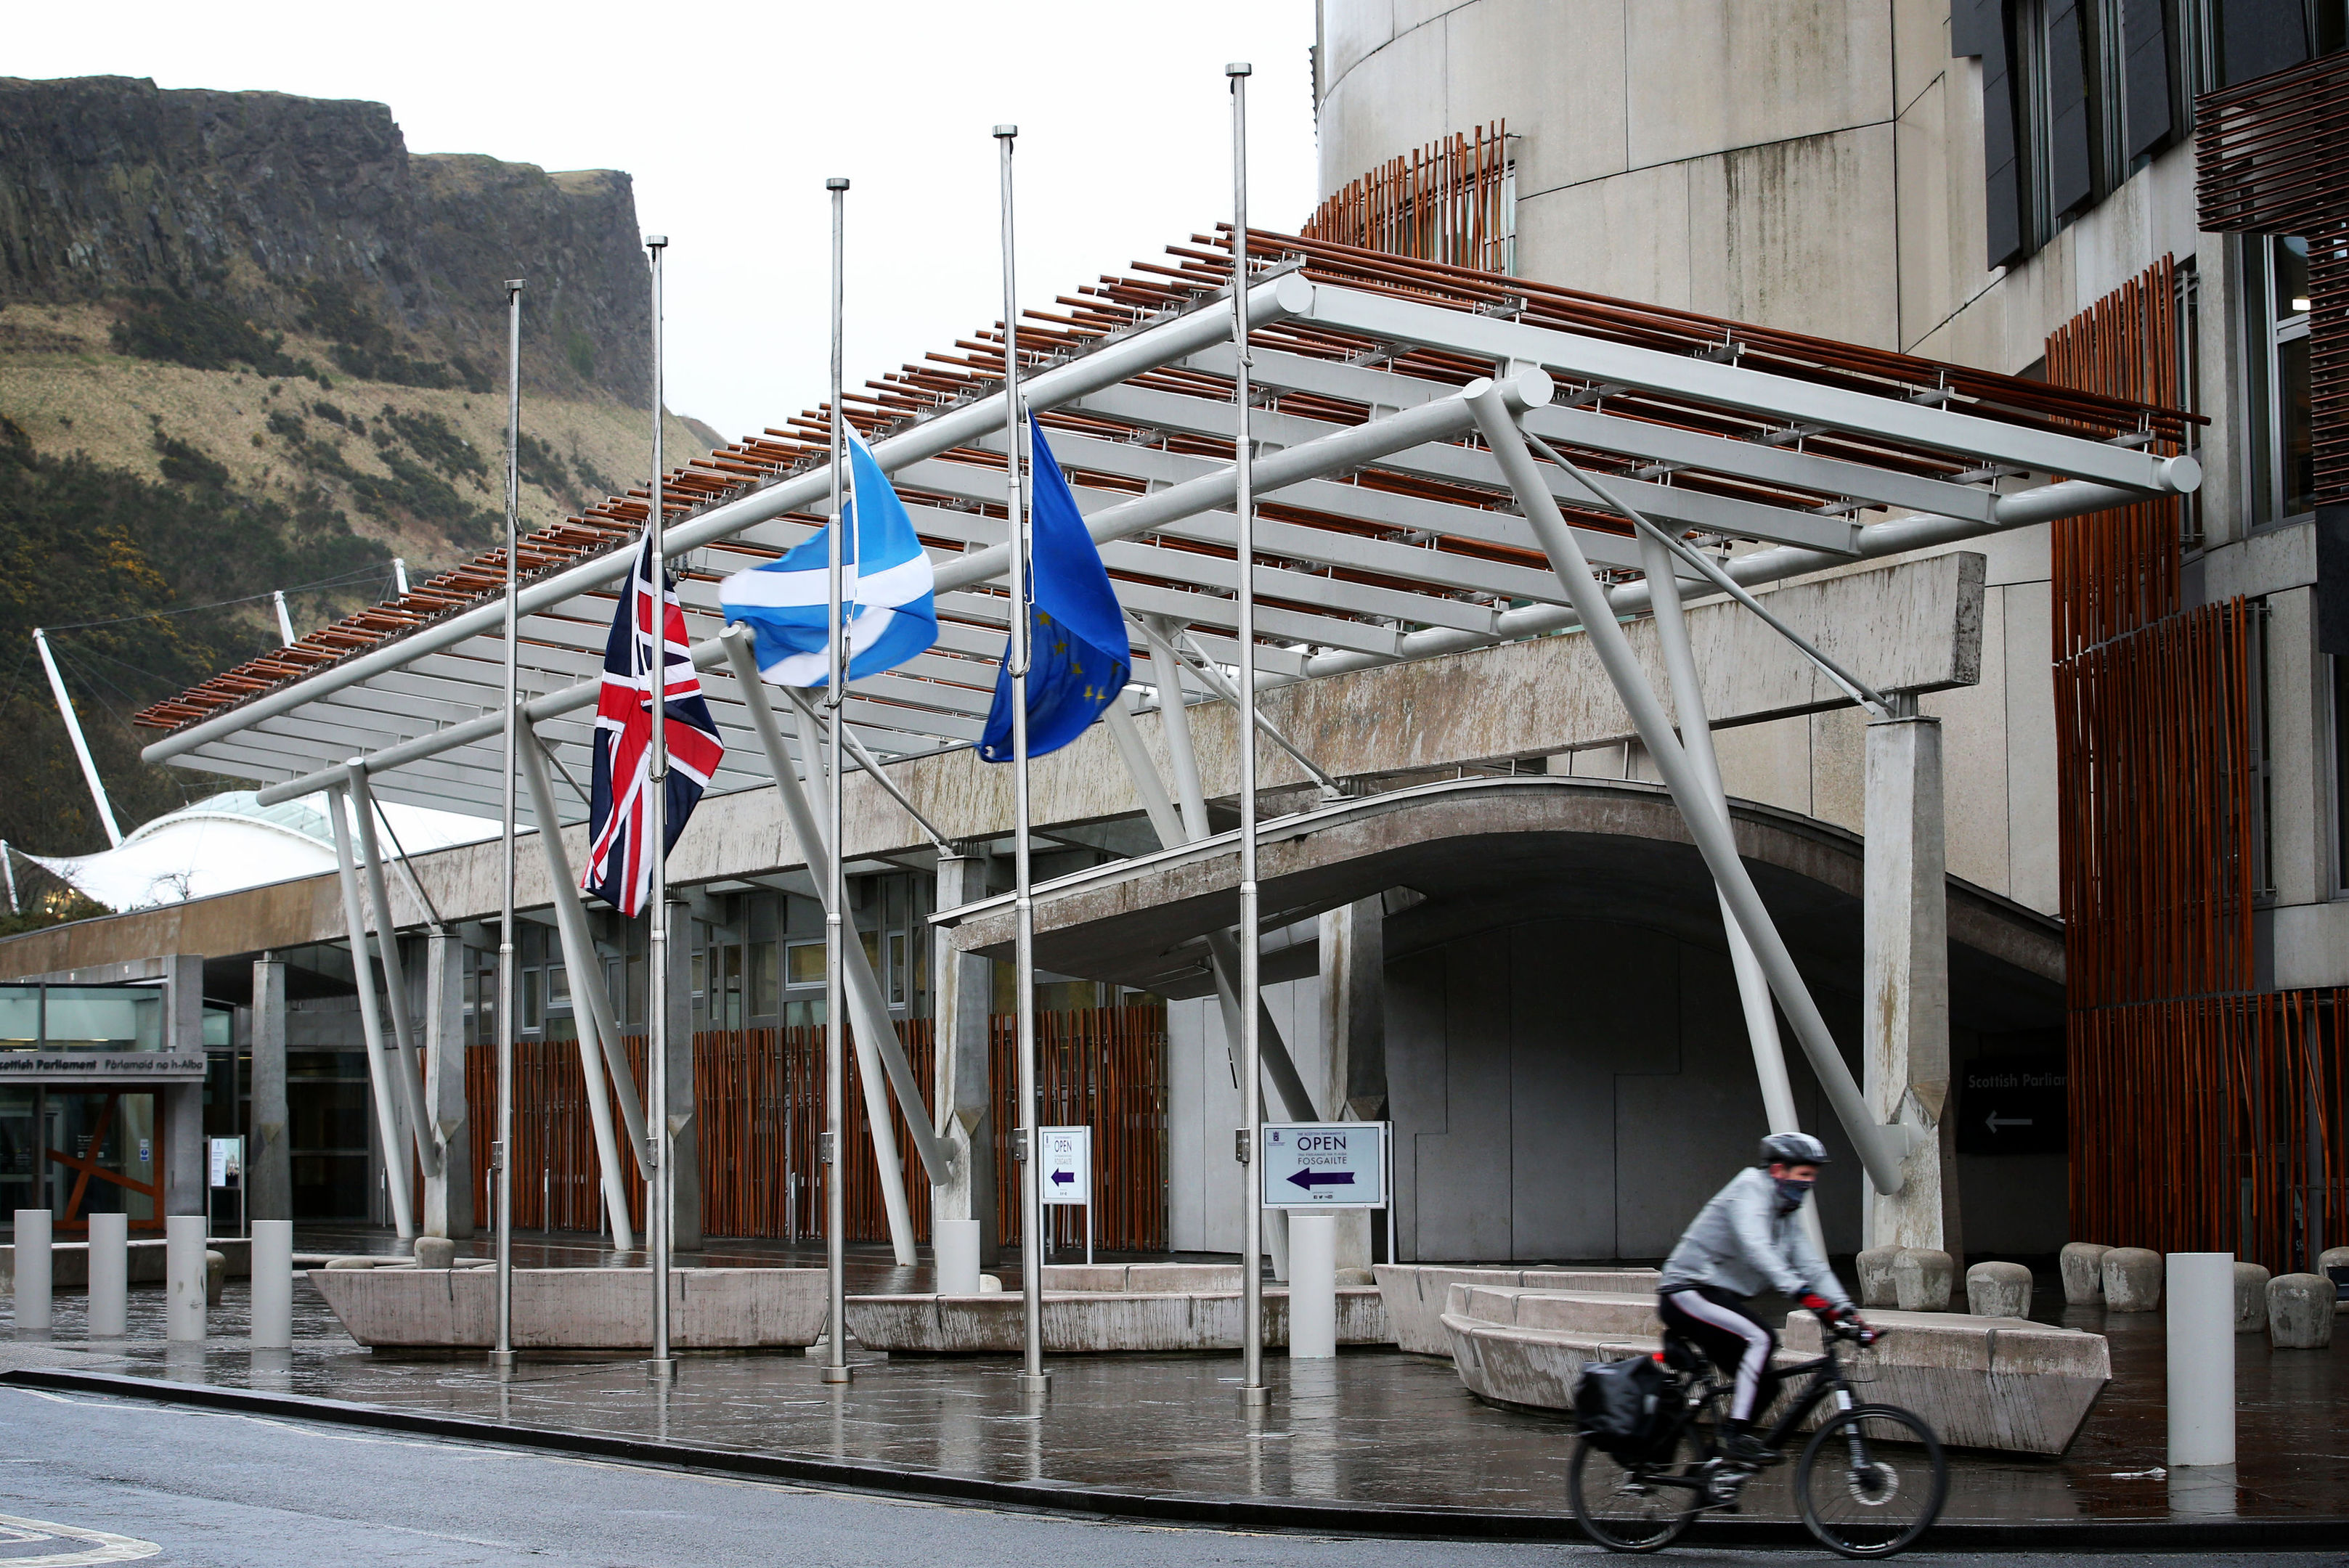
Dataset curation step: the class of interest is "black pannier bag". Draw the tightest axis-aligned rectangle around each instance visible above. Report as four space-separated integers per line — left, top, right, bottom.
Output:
1573 1352 1669 1455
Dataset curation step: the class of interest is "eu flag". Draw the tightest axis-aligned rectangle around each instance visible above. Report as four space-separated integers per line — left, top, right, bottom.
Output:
978 415 1131 761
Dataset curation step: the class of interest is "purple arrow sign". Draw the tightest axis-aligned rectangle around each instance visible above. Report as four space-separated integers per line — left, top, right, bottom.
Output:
1287 1169 1356 1191
1050 1168 1076 1185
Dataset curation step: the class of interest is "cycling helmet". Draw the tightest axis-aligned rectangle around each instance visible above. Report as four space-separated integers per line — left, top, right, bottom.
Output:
1758 1131 1831 1167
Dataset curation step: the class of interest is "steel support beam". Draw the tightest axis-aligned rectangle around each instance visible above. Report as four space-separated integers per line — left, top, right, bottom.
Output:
1117 629 1320 1124
326 785 419 1240
1637 528 1824 1254
1465 385 1913 1193
516 730 646 1251
721 626 930 1263
345 767 441 1180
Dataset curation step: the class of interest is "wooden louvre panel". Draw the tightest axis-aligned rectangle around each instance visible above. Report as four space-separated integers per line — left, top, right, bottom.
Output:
1301 121 1513 276
2197 48 2349 507
464 1004 1168 1253
2047 255 2347 1272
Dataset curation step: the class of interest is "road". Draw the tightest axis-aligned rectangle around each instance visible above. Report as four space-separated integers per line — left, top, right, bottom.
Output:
0 1387 2339 1567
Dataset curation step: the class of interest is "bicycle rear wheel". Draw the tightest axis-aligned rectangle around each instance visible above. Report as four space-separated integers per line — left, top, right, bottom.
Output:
1568 1428 1699 1553
1794 1404 1947 1558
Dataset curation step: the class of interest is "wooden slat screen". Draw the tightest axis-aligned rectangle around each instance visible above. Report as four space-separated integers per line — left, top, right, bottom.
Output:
2044 254 2188 654
2195 49 2349 506
465 1004 1165 1251
989 1004 1170 1255
1303 122 1513 275
2049 262 2347 1271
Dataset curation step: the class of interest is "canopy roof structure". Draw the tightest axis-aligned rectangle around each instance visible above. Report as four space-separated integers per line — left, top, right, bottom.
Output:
134 230 2197 826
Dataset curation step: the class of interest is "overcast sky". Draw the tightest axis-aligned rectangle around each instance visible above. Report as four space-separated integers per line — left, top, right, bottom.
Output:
12 0 1322 441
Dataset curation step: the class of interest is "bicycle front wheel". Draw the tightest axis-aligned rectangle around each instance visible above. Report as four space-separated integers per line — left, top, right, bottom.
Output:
1568 1427 1699 1554
1794 1404 1947 1559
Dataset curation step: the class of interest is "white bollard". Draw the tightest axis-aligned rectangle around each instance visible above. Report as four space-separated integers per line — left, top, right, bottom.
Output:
932 1218 981 1297
12 1210 51 1336
1288 1213 1338 1360
166 1214 208 1343
2166 1251 2236 1467
86 1212 129 1338
250 1220 293 1349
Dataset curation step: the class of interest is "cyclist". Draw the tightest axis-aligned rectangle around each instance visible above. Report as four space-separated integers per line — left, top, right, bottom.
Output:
1657 1131 1868 1466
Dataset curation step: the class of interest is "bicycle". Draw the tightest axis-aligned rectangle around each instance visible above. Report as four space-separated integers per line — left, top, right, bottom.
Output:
1567 1320 1947 1559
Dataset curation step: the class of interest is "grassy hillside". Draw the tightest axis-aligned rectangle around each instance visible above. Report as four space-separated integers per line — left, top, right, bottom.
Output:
0 292 718 876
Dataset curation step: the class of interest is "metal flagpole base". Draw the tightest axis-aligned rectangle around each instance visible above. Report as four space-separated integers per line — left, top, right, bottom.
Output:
1238 1384 1271 1407
646 1357 677 1381
819 1365 852 1385
1017 1372 1051 1397
489 1349 516 1373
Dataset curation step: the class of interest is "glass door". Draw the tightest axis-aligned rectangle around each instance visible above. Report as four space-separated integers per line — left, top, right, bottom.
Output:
46 1090 161 1232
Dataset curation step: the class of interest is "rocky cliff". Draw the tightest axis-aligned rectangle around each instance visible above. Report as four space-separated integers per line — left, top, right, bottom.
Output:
0 75 654 404
0 75 712 877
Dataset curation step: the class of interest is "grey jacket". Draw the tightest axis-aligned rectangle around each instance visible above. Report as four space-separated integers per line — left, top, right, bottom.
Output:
1658 1167 1850 1306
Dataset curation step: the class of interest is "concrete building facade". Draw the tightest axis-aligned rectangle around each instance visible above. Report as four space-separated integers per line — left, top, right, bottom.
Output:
7 1 2336 1277
1301 0 2348 1267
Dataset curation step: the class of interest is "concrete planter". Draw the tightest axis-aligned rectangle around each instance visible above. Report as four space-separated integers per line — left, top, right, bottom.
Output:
844 1286 1390 1353
4 1237 251 1290
311 1266 826 1349
2233 1262 2271 1332
1892 1248 1954 1312
2266 1273 2334 1349
1855 1246 1902 1309
1439 1289 2109 1456
1965 1260 2031 1318
1371 1265 1660 1356
2059 1242 2111 1305
2101 1247 2163 1311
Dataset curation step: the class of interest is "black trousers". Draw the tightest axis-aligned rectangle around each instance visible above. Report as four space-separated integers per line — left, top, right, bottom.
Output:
1658 1285 1780 1424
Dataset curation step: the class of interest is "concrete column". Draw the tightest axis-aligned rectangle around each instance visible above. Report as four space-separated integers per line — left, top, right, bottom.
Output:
163 955 207 1219
1288 1212 1337 1359
1317 896 1387 1270
166 1213 205 1342
2167 1252 2236 1466
1862 711 1961 1256
251 1218 293 1349
665 901 701 1253
87 1210 127 1337
248 956 290 1224
422 934 474 1239
12 1210 49 1335
932 853 999 1267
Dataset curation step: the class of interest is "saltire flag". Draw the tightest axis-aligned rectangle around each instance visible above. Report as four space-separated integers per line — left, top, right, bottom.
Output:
582 535 725 916
978 415 1131 761
717 428 937 687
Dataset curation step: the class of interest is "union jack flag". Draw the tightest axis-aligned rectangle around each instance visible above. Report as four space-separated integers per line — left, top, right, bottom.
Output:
582 536 724 915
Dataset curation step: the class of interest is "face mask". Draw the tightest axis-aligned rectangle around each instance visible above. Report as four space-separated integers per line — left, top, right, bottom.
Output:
1772 1177 1815 1212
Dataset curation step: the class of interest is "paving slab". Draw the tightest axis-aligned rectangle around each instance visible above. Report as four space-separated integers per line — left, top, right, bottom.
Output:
9 1237 2343 1535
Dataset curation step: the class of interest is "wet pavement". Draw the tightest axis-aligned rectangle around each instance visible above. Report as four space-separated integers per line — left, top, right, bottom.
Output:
7 1236 2345 1529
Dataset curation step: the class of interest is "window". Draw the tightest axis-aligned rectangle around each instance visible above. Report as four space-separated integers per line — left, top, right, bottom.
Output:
2244 236 2316 527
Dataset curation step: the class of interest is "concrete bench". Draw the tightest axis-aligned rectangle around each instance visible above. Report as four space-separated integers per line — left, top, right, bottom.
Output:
1438 1287 2109 1455
3 1236 251 1289
311 1266 826 1349
1040 1262 1250 1292
1373 1264 1662 1355
844 1283 1389 1354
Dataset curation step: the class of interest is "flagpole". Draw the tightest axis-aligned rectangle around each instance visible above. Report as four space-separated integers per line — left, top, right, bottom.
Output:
645 232 675 1379
997 123 1048 1398
494 277 522 1373
821 176 852 1388
1226 60 1269 1409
